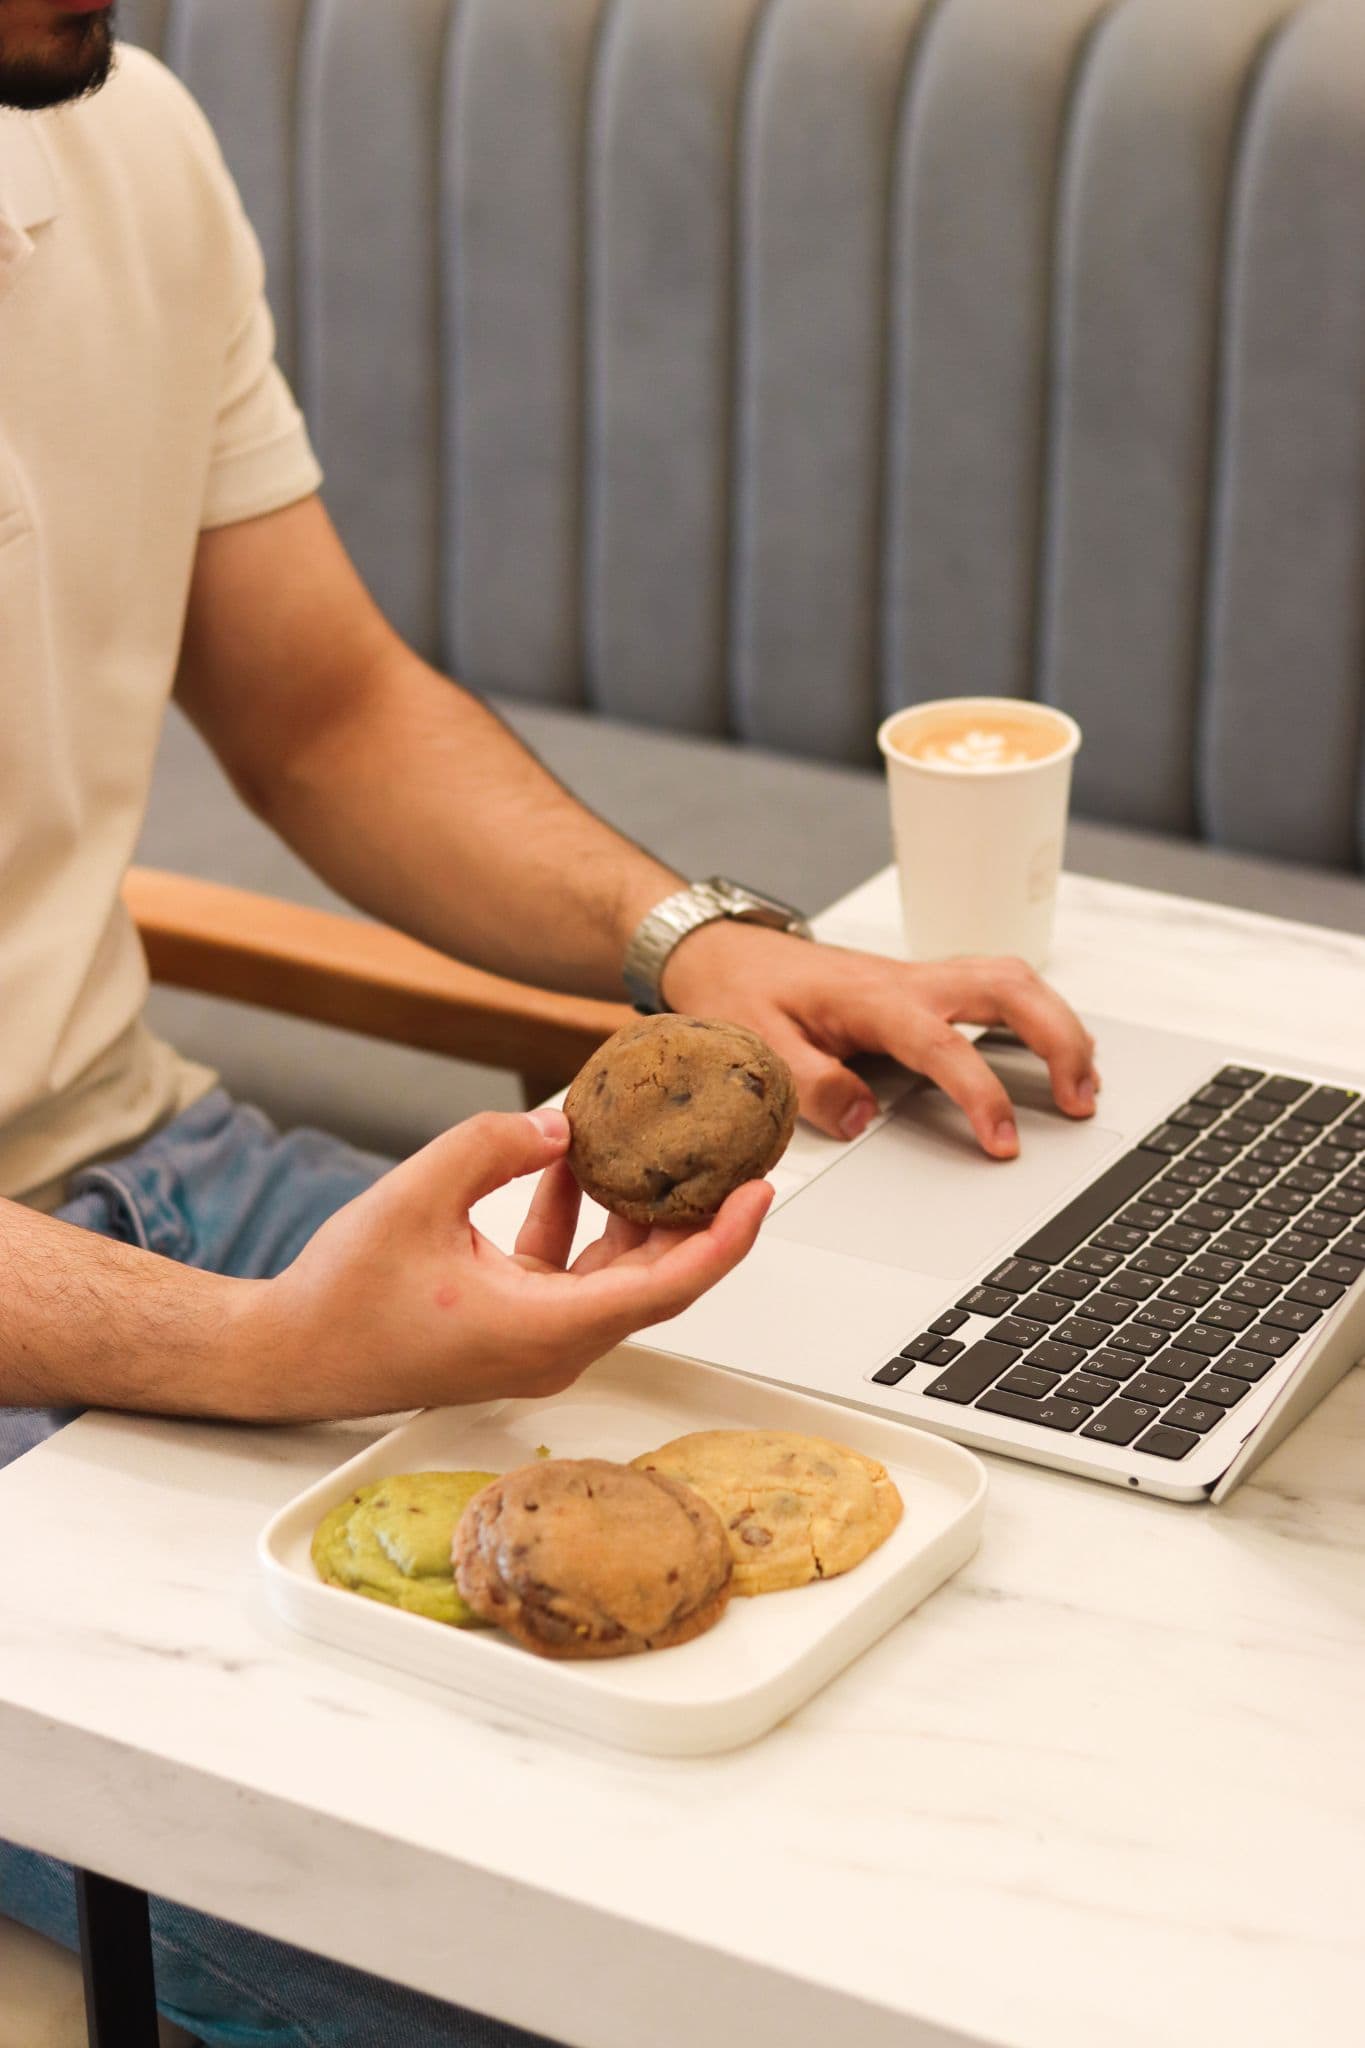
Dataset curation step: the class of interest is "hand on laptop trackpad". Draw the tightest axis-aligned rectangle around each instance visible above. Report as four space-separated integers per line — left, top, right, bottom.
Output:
765 1080 1126 1282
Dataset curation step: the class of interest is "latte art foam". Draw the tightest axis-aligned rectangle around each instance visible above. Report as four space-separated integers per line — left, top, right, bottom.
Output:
894 711 1069 771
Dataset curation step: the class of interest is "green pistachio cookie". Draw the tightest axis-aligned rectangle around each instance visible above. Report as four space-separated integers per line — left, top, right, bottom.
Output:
312 1470 498 1626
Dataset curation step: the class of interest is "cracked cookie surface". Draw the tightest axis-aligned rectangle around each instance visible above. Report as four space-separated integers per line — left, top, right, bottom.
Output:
632 1430 903 1595
564 1014 797 1225
453 1457 733 1659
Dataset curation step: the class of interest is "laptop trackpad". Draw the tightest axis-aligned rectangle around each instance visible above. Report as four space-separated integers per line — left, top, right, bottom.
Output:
766 1084 1126 1281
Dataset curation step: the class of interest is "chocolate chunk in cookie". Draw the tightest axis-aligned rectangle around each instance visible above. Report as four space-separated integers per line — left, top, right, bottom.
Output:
564 1015 797 1224
453 1458 732 1659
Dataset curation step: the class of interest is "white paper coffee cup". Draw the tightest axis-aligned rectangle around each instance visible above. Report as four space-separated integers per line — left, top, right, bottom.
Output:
876 697 1082 968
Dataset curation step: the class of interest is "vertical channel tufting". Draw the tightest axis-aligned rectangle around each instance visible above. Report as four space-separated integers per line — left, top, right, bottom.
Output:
1036 0 1294 836
584 0 766 734
118 0 171 55
882 0 1107 717
296 0 452 663
164 0 310 380
1201 1 1365 871
442 0 607 705
732 0 932 762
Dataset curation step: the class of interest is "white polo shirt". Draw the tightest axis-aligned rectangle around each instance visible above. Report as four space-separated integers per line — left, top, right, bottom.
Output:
0 47 322 1204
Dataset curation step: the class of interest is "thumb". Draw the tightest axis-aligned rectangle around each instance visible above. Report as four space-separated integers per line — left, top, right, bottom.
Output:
769 1027 877 1141
406 1106 572 1215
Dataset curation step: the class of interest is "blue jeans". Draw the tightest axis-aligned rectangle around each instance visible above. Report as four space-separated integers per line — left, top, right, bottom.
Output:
0 1090 560 2048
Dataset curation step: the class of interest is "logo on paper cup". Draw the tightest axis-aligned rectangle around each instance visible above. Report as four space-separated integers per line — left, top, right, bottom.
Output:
1027 839 1061 904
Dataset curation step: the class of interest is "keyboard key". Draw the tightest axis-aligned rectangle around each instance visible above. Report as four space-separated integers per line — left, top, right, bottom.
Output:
1250 1252 1303 1284
1133 1300 1193 1331
1195 1082 1241 1109
1178 1324 1235 1356
985 1258 1051 1293
1301 1208 1350 1238
1016 1150 1163 1263
1214 1066 1263 1090
1338 1235 1365 1262
1135 1424 1200 1460
1148 1346 1207 1381
1183 1200 1234 1232
1066 1246 1123 1277
1206 1176 1257 1208
1144 1182 1189 1210
1310 1253 1363 1285
1287 1276 1344 1310
1214 1117 1261 1147
1189 1140 1237 1168
1223 1276 1279 1309
873 1359 912 1385
1043 1270 1096 1301
1276 1117 1319 1148
1254 1075 1311 1104
1106 1270 1158 1300
976 1389 1092 1432
1198 1300 1256 1333
1162 1157 1218 1187
924 1340 1018 1403
1094 1224 1146 1253
1282 1167 1332 1196
1141 1125 1194 1156
958 1284 1016 1316
899 1333 939 1360
1294 1085 1357 1125
1118 1201 1169 1231
1016 1291 1070 1324
1164 1398 1222 1434
1275 1230 1328 1261
1259 1300 1321 1334
1307 1143 1351 1174
1122 1371 1183 1406
1253 1186 1308 1216
1187 1373 1252 1406
1320 1185 1365 1216
1162 1276 1218 1306
1081 1398 1162 1444
1085 1293 1135 1325
997 1364 1061 1398
1212 1230 1262 1260
1224 1349 1276 1382
1235 1098 1281 1127
1155 1223 1208 1254
1251 1140 1296 1168
1058 1370 1122 1404
1169 1102 1220 1129
1107 1324 1165 1356
1089 1347 1138 1381
928 1339 966 1364
1186 1253 1241 1284
988 1316 1048 1348
1027 1339 1086 1375
1131 1247 1184 1278
1336 1122 1365 1151
1237 1322 1297 1357
1053 1316 1110 1349
930 1308 969 1336
1235 1209 1280 1239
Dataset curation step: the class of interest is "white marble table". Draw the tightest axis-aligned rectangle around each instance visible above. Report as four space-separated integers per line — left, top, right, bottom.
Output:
2 868 1363 2048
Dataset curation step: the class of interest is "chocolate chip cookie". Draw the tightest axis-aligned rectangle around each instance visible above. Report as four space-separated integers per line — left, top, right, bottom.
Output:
564 1014 798 1225
453 1457 733 1659
632 1430 903 1595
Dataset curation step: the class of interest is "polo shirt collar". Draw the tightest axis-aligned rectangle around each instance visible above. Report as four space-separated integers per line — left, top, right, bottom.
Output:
0 113 60 231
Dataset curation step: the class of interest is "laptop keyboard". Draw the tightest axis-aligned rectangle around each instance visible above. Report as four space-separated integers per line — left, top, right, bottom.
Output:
872 1067 1365 1460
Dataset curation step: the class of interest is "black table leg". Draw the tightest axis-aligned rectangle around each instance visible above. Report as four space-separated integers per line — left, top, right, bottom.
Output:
75 1866 161 2048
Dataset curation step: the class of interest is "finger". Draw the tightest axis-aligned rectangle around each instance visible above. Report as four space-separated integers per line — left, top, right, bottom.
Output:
570 1209 651 1276
514 1158 582 1269
764 1020 877 1141
887 1014 1022 1159
557 1179 774 1333
956 960 1099 1119
404 1107 572 1217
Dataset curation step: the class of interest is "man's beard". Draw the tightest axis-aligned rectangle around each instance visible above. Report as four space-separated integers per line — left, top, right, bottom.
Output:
0 8 115 112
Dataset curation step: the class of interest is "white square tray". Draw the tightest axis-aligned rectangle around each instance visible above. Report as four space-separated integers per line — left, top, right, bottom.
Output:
259 1348 986 1756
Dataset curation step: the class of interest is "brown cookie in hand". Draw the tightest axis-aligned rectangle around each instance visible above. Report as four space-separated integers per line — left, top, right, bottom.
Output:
563 1014 797 1225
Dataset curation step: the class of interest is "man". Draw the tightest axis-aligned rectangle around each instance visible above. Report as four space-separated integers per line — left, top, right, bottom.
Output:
0 3 1099 2042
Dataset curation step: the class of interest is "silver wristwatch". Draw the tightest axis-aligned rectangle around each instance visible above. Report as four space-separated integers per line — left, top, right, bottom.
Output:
622 877 814 1013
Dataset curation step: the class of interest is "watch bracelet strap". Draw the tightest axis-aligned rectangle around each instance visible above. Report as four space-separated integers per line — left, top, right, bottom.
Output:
622 879 812 1013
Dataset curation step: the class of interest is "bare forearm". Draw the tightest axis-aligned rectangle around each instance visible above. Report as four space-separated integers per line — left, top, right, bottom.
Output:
0 1200 262 1418
247 657 679 999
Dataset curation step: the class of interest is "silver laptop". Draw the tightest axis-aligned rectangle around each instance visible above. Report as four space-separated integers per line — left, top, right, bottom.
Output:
589 1013 1365 1504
